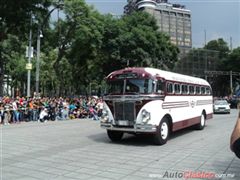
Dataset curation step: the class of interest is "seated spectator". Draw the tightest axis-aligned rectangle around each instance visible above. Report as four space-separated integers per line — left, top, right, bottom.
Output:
56 106 69 120
79 107 88 118
62 106 69 120
89 106 99 121
39 108 49 123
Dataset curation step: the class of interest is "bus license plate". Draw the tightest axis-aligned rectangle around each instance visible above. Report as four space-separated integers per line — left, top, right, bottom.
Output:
118 120 128 126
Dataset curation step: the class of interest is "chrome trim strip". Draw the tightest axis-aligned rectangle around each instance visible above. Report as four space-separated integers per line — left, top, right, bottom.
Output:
104 95 164 101
100 124 157 133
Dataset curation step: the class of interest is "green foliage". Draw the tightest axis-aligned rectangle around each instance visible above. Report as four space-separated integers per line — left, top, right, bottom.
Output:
2 0 239 97
203 39 240 96
1 35 27 94
1 0 181 96
0 0 52 41
223 47 240 72
100 11 179 74
204 38 229 59
175 37 240 97
0 0 52 95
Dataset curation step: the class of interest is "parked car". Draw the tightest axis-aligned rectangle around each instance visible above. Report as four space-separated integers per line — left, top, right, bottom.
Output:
213 100 230 114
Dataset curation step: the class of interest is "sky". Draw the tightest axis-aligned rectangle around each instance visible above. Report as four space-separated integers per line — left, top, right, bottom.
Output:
85 0 240 49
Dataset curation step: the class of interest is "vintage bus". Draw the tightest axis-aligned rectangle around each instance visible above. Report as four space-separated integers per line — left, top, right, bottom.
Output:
100 67 213 145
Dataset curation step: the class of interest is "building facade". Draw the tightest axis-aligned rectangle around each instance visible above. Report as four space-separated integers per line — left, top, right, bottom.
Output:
124 0 192 50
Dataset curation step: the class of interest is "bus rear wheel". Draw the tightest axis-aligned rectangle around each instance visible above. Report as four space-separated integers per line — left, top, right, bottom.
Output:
195 113 205 130
154 117 170 145
107 130 123 142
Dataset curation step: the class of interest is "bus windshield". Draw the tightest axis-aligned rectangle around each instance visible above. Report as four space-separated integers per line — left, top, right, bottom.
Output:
107 79 154 95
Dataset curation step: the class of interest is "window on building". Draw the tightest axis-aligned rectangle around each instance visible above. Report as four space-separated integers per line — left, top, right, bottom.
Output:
163 11 169 15
177 13 183 17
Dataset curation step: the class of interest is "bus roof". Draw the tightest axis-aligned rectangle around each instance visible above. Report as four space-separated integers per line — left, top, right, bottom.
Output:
107 67 210 86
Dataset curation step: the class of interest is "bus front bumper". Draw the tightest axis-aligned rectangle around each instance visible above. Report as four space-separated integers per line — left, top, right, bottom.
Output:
100 123 157 133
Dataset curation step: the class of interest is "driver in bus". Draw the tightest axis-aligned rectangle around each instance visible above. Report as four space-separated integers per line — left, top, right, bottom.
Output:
126 85 138 93
230 111 240 158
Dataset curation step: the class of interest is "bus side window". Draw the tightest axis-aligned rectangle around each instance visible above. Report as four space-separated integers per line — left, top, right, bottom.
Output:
189 85 195 95
174 83 181 94
196 86 200 94
156 80 165 94
167 83 173 94
206 87 211 95
201 86 206 94
181 84 188 94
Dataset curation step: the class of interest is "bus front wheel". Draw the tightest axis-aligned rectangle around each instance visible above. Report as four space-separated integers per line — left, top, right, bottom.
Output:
154 117 170 145
107 130 123 142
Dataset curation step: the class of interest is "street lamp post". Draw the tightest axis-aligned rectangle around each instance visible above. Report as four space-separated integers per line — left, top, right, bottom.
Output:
35 2 64 96
27 13 33 97
35 27 42 96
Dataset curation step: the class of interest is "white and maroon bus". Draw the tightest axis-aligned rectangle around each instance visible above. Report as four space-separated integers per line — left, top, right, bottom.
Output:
100 67 213 145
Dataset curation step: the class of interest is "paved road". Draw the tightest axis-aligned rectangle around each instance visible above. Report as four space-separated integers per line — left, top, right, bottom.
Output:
1 110 240 180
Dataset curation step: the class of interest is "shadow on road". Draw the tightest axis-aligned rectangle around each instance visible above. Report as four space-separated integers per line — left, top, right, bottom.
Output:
88 125 200 147
169 126 197 140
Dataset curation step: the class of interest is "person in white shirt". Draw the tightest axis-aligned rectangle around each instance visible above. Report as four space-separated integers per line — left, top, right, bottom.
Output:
96 99 103 117
12 100 20 123
39 108 49 122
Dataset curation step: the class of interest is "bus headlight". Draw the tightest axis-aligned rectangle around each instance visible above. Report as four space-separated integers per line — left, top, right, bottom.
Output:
141 109 151 123
102 109 108 116
101 109 109 123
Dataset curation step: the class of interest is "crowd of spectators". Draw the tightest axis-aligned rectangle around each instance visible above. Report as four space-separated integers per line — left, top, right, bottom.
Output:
0 96 103 125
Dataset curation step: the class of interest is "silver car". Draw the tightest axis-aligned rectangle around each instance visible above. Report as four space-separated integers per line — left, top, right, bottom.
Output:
213 100 230 114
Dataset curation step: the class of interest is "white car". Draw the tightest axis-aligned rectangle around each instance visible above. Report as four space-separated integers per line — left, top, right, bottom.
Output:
213 100 230 114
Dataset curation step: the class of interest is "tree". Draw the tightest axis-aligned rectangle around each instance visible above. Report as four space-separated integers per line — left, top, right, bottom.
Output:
202 39 230 96
1 0 180 97
221 47 240 96
0 0 52 96
51 8 179 95
100 12 179 74
1 35 28 96
49 0 105 94
204 38 229 60
224 47 240 72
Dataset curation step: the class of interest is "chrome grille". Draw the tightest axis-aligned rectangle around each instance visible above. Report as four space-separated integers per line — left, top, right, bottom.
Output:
114 102 135 122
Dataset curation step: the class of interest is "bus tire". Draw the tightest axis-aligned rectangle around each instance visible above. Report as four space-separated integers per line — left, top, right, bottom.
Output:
195 113 205 130
107 130 123 142
154 117 170 145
